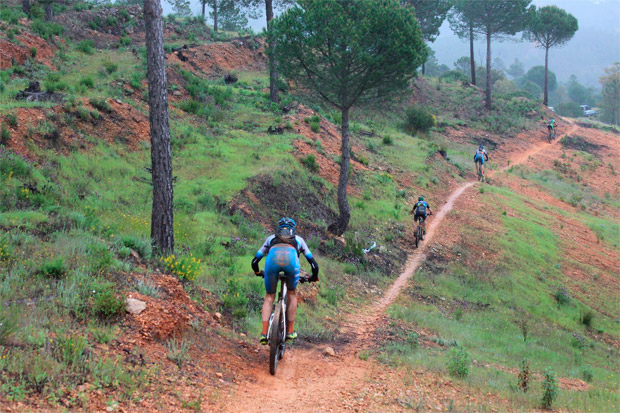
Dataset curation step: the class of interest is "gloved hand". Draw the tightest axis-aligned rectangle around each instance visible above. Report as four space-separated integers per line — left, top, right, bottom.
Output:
255 270 264 278
308 273 318 283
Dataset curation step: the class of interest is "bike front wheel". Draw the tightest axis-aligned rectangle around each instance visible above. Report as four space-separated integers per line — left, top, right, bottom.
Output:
269 301 284 375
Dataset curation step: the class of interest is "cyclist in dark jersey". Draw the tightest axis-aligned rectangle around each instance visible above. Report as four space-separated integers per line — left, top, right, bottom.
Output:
474 145 489 177
411 196 433 238
251 217 319 345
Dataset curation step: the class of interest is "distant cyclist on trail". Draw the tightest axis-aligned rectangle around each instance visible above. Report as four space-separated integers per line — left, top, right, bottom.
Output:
251 217 319 345
547 117 556 141
474 145 489 178
411 196 433 239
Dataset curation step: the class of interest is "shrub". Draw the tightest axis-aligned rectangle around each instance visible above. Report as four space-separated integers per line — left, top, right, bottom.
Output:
0 236 10 262
404 105 436 134
581 365 594 383
92 282 125 320
304 115 320 133
30 20 64 40
89 97 112 112
382 134 393 145
580 310 594 327
5 112 18 127
120 235 152 259
77 39 95 55
300 154 319 172
554 286 570 306
518 359 530 392
541 367 558 409
30 47 37 58
447 346 470 378
118 35 132 47
90 109 100 120
1 124 10 145
167 336 190 368
103 60 118 74
79 76 95 88
77 106 90 121
440 70 470 83
38 257 66 278
162 253 201 281
130 72 143 89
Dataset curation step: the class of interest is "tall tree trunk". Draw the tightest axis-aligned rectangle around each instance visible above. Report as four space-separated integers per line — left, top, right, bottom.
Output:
22 0 30 15
485 30 492 110
543 46 549 106
329 108 351 236
421 62 426 75
469 23 476 85
144 0 174 254
213 0 218 32
266 0 279 103
201 1 206 21
44 2 53 22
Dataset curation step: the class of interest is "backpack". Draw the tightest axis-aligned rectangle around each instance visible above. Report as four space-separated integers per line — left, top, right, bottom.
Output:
415 202 426 215
269 227 299 252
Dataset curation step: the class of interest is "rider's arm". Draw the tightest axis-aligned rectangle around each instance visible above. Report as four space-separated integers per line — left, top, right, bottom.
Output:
485 153 489 161
252 235 274 275
297 236 319 281
251 256 261 275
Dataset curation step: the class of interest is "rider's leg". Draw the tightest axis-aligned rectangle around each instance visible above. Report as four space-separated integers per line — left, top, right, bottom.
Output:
261 293 276 335
286 290 297 334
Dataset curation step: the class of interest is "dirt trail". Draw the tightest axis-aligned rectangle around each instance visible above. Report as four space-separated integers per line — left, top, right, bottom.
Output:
226 130 571 412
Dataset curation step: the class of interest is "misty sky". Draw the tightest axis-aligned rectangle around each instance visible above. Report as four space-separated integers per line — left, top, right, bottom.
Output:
161 0 620 88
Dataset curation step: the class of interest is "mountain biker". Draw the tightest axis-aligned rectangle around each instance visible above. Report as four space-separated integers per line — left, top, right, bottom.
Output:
251 217 319 345
547 117 556 138
411 196 433 239
474 145 489 177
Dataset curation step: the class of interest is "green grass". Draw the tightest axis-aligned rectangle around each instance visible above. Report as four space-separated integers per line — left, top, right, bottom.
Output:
377 183 620 410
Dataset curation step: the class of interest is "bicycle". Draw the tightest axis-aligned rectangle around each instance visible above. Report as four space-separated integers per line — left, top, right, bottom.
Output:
265 271 312 375
476 163 485 183
413 212 431 248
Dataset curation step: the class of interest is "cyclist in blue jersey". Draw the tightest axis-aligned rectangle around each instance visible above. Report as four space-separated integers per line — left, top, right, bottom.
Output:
474 145 489 178
411 196 433 238
251 217 319 345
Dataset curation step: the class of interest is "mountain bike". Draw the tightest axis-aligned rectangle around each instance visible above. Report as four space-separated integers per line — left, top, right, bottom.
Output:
413 212 431 248
266 272 311 375
476 163 485 183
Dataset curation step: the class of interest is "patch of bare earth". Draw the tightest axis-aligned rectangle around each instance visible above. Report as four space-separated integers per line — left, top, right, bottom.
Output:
0 29 57 69
0 98 149 159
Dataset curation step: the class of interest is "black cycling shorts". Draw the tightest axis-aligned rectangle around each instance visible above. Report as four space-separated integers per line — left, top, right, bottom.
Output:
414 212 427 223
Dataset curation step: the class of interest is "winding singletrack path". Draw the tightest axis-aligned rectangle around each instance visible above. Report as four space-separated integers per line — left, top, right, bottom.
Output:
227 128 571 412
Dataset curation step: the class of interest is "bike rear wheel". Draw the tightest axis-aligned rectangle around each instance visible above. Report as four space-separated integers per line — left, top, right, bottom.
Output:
269 301 284 375
415 225 420 248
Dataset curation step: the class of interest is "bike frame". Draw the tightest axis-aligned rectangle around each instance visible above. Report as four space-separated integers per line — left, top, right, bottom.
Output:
267 275 287 344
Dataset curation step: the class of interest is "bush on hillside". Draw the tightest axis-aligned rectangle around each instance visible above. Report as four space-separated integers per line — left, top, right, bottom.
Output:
38 257 66 278
404 105 436 135
91 281 125 320
77 39 95 55
440 70 470 83
541 367 558 409
447 346 470 378
30 20 64 40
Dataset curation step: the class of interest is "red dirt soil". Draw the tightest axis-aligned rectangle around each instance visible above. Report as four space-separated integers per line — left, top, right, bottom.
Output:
166 38 267 77
0 31 57 69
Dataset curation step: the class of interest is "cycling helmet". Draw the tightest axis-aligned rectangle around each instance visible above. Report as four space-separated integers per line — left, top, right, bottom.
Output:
278 217 296 229
479 145 484 150
418 196 424 201
276 217 296 241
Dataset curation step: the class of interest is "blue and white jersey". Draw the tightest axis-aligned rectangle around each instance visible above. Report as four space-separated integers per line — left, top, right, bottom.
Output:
255 235 313 260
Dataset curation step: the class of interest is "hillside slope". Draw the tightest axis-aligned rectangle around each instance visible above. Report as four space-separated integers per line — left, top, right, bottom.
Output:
0 3 618 411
